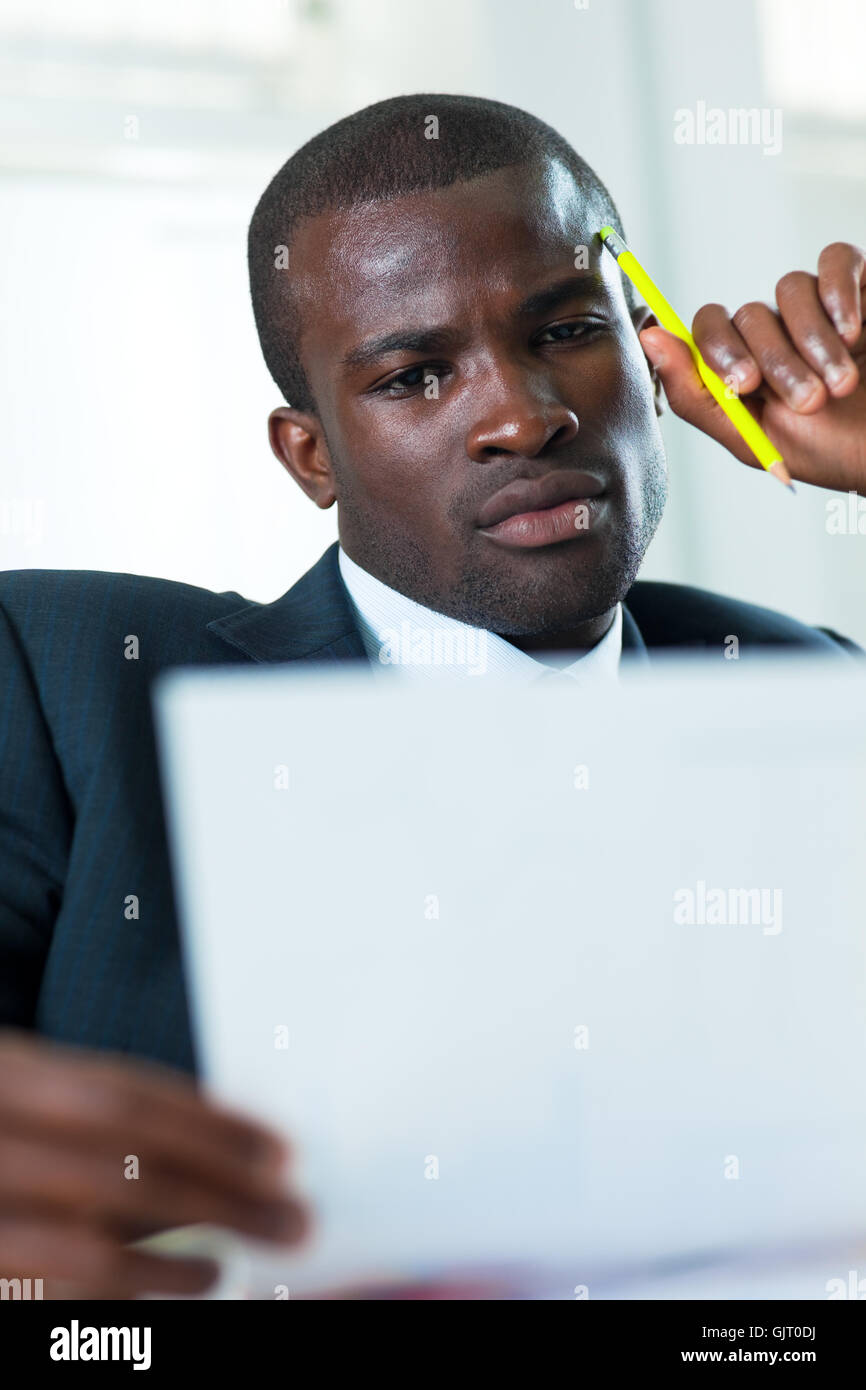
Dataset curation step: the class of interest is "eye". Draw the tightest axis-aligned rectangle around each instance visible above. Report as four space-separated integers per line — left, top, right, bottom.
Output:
372 364 445 397
535 319 606 345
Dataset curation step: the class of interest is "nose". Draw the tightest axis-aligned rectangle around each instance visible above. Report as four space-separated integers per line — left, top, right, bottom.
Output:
465 364 579 462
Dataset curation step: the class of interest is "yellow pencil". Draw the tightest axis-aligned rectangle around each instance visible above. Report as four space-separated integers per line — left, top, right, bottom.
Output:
598 227 795 492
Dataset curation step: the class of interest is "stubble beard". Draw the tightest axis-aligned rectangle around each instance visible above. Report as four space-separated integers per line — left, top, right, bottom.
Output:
335 446 668 638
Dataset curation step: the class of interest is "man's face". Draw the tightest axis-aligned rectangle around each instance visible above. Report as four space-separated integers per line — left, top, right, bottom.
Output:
278 158 667 637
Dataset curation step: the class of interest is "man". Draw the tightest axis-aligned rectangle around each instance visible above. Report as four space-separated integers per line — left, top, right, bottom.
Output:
1 95 863 1298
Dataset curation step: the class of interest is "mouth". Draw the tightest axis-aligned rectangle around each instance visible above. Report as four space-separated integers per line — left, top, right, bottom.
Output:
476 470 607 550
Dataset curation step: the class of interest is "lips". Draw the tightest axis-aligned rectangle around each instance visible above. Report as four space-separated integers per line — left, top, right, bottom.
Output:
475 470 605 530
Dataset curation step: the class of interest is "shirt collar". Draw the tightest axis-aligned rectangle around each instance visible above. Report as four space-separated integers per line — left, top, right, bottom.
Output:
337 544 622 684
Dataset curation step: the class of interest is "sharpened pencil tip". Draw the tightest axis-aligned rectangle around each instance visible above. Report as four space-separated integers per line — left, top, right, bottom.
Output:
768 458 795 491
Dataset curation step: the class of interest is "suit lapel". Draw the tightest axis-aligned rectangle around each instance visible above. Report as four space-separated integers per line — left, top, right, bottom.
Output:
206 542 369 665
207 540 652 672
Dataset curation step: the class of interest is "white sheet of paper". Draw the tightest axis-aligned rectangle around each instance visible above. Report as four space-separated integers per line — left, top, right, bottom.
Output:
152 657 866 1298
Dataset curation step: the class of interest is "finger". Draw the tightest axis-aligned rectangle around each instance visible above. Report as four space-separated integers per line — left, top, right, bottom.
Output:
691 303 762 395
0 1032 290 1202
816 241 866 348
0 1133 310 1245
775 270 859 396
0 1211 216 1298
43 1258 220 1300
731 300 827 413
0 1212 116 1287
57 1249 221 1301
639 327 761 467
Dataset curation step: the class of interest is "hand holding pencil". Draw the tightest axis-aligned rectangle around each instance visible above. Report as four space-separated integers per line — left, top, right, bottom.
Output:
602 232 866 497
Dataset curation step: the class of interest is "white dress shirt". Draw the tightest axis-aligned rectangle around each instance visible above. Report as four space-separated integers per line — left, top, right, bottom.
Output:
338 545 622 685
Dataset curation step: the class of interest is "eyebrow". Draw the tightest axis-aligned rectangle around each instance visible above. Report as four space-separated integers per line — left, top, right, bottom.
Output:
516 272 606 319
339 273 607 374
340 328 459 373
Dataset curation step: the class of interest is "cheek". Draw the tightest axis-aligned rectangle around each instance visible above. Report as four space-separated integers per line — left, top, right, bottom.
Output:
333 404 458 518
591 341 658 437
352 402 455 479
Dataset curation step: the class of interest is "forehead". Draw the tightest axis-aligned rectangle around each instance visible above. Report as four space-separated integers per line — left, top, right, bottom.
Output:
289 160 610 344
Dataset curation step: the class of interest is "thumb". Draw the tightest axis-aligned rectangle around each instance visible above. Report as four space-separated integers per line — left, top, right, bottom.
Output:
640 326 757 465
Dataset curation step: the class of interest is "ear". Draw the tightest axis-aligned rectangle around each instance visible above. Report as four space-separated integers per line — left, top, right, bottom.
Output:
631 306 665 418
268 407 337 508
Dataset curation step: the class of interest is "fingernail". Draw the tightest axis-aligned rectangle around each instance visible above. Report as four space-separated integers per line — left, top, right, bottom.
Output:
834 314 859 338
791 380 820 408
825 362 852 389
731 360 754 386
642 336 665 367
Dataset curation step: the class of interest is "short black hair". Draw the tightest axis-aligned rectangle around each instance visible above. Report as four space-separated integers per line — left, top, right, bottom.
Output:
248 93 633 414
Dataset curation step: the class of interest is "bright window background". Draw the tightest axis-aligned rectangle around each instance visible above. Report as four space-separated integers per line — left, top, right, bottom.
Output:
1 0 864 643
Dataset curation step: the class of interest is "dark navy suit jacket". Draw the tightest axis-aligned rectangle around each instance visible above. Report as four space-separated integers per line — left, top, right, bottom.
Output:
1 541 860 1077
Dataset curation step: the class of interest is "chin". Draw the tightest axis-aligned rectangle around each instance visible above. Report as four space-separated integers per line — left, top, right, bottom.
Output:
474 546 638 636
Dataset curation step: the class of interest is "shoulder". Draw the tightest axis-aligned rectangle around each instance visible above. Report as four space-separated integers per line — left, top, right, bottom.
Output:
624 579 863 657
0 567 252 643
0 570 262 785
